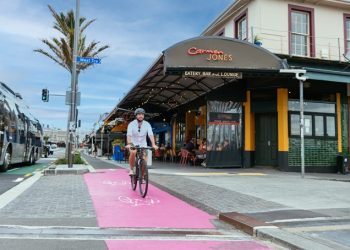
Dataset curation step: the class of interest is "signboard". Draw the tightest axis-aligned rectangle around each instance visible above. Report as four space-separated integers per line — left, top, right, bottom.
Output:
65 91 81 106
183 71 242 79
163 37 287 72
208 112 240 125
77 57 101 64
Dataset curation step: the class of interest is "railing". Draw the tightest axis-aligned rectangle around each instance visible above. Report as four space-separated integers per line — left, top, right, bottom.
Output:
250 26 347 62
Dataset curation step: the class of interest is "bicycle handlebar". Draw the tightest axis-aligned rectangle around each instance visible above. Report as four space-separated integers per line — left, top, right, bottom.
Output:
130 146 154 150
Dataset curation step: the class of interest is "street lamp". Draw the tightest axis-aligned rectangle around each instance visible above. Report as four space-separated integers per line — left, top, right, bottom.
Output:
280 69 307 178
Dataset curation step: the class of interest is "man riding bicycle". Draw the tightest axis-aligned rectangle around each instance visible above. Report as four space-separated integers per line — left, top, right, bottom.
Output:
125 108 158 175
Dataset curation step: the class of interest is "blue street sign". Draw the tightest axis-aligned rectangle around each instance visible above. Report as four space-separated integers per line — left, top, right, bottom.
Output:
76 57 101 64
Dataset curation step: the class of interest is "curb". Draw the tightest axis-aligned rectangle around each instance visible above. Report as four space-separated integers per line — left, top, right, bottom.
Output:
218 212 334 250
218 212 277 236
256 227 333 250
43 165 90 175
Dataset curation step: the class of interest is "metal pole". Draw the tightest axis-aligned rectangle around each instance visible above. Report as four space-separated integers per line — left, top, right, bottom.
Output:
300 80 305 178
68 0 80 168
101 125 103 157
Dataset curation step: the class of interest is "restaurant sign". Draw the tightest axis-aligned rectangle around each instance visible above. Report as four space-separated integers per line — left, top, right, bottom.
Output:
163 37 287 73
183 71 242 79
208 112 240 125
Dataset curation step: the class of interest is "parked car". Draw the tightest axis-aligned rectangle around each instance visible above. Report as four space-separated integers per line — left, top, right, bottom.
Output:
43 145 54 158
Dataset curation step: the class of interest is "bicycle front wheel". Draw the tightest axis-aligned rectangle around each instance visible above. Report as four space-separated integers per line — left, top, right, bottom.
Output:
139 159 148 198
130 164 138 191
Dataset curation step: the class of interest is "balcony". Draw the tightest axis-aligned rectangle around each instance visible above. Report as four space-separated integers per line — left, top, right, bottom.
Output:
250 26 348 62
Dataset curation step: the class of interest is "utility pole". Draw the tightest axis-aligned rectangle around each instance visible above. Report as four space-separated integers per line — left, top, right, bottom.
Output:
280 69 307 178
68 0 80 168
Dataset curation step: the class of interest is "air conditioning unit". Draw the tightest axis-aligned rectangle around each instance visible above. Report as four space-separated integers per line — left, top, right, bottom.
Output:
320 48 329 59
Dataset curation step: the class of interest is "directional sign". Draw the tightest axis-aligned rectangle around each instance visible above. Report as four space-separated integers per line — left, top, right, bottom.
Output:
76 57 101 64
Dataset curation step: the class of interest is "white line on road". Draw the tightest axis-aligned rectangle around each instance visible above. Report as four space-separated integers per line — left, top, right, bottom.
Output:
0 172 42 209
12 178 24 183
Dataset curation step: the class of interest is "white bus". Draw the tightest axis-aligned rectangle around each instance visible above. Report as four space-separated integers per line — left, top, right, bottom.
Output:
0 82 43 172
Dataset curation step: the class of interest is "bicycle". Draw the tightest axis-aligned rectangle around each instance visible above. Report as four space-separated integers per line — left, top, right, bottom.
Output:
130 146 153 198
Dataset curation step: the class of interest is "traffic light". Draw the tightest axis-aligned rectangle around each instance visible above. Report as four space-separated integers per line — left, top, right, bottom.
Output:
42 89 49 102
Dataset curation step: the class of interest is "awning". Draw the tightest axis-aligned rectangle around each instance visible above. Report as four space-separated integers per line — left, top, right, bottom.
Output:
304 67 350 83
107 36 288 121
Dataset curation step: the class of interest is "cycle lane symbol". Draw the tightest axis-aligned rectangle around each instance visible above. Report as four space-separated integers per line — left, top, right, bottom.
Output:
118 196 160 207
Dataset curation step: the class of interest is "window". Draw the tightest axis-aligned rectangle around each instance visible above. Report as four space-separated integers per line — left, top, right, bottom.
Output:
326 116 336 137
289 5 315 57
290 114 300 136
235 10 248 41
314 116 324 136
288 100 336 138
304 115 313 136
344 14 350 55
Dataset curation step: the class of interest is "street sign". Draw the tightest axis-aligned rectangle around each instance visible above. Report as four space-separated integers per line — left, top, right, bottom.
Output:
76 57 101 64
65 91 81 106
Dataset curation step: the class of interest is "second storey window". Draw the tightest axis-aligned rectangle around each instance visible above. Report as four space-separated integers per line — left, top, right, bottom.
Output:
344 14 350 54
289 5 315 57
235 10 248 41
291 11 309 56
237 17 247 40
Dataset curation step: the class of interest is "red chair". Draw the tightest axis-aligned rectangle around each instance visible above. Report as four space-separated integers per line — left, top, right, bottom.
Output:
179 149 191 166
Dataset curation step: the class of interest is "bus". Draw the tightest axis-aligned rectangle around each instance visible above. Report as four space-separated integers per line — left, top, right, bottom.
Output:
0 82 43 172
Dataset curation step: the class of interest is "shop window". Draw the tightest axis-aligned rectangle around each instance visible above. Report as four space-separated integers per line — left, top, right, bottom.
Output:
289 5 315 57
288 100 336 138
235 10 247 41
314 115 324 136
290 114 300 136
326 116 336 137
304 115 312 136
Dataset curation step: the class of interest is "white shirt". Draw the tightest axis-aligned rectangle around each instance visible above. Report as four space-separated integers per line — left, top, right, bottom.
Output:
127 119 153 147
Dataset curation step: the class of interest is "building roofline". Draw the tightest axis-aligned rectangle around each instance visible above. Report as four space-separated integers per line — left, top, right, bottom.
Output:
201 0 250 35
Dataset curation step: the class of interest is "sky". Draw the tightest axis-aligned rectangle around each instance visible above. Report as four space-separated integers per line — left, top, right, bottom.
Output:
0 0 232 135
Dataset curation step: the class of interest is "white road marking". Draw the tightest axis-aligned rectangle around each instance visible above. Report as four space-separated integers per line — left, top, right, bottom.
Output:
0 172 42 209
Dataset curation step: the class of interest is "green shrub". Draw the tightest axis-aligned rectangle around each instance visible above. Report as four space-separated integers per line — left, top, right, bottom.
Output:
54 152 85 165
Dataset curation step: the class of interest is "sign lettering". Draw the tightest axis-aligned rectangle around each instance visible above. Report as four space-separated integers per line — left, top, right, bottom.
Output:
183 71 242 79
187 47 233 61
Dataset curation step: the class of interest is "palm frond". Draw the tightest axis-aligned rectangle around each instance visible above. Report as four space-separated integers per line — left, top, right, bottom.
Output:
35 5 109 75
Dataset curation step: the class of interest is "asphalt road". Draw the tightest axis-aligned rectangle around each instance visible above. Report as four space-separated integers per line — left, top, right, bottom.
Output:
0 148 64 195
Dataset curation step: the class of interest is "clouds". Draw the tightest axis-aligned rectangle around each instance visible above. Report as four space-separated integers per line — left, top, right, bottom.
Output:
0 0 232 132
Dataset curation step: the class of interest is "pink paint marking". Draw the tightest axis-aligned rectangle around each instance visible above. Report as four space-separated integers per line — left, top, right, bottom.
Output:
84 169 215 228
106 240 272 250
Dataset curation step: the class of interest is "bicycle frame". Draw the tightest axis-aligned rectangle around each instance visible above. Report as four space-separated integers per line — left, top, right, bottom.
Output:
130 146 153 198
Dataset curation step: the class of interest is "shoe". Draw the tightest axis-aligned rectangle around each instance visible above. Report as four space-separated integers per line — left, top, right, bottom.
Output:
141 179 146 184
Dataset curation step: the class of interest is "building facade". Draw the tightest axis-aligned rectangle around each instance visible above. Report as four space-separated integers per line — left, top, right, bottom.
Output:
106 0 350 173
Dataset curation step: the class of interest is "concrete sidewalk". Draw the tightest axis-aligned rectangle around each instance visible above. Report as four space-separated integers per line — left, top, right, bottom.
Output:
97 155 350 249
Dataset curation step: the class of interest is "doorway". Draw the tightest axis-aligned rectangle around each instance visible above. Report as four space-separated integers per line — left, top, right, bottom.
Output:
255 113 278 166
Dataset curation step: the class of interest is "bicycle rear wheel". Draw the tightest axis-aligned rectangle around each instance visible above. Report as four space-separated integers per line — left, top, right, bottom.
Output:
139 159 148 198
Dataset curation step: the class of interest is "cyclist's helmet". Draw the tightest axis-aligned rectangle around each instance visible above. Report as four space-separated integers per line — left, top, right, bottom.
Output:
134 108 146 115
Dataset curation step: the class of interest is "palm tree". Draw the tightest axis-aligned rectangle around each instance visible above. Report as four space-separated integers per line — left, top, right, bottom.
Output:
34 5 109 74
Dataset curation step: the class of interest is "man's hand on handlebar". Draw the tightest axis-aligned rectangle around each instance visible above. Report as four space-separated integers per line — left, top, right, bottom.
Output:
152 144 159 151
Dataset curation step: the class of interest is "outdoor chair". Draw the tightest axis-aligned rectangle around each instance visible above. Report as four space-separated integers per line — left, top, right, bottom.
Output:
163 148 175 162
179 149 191 166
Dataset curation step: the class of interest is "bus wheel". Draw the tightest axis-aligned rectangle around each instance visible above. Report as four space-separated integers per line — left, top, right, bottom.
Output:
0 151 11 172
29 151 35 165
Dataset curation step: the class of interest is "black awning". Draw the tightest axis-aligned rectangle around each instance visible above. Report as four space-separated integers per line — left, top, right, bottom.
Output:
107 36 288 121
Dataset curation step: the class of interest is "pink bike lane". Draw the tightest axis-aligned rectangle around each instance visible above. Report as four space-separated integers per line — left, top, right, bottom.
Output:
84 169 273 250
